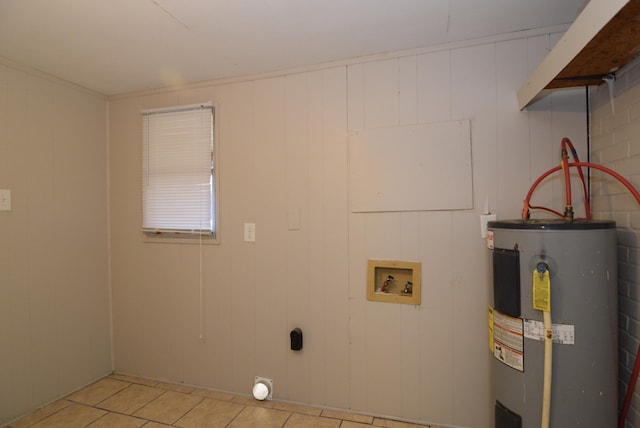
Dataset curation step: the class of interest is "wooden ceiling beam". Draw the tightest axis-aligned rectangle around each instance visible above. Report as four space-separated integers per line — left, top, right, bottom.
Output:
517 0 637 109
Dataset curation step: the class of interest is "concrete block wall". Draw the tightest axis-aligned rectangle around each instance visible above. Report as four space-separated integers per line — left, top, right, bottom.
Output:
590 56 640 428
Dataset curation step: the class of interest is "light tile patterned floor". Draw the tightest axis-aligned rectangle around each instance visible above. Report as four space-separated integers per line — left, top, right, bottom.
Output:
6 374 439 428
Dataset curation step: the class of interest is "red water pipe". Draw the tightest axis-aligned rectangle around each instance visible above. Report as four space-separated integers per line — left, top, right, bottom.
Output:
522 161 640 219
560 138 573 219
572 162 640 204
563 138 591 219
522 138 591 220
521 155 640 427
522 165 561 219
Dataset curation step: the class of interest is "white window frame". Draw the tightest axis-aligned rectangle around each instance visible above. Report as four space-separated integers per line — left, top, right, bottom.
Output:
141 102 220 244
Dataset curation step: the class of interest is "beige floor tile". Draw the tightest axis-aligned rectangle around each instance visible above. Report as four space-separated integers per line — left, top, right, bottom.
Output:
227 406 291 428
96 383 164 415
341 422 380 428
373 418 431 427
283 413 341 427
86 412 147 427
109 374 158 387
272 402 322 417
321 409 373 424
231 395 274 408
9 400 72 428
65 378 130 406
155 382 195 394
133 390 203 424
174 398 245 428
11 373 440 428
30 403 106 428
190 388 235 401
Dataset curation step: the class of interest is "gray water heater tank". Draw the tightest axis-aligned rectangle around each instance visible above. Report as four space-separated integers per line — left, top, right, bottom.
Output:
488 219 617 428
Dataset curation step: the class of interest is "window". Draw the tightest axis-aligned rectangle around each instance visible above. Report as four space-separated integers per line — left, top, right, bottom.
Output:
141 103 218 240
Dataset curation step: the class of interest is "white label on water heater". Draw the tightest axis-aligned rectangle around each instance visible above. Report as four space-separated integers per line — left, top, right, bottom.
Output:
492 309 524 372
524 319 575 345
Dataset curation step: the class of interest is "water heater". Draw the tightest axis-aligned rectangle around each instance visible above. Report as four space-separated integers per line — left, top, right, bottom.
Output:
488 219 617 427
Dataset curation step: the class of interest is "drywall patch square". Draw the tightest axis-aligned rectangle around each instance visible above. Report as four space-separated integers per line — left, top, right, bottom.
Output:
349 120 472 212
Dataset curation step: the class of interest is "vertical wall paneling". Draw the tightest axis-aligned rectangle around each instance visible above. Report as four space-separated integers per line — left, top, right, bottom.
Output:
1 66 32 423
0 64 5 182
363 59 399 129
359 57 404 416
399 56 418 126
303 69 329 407
450 43 498 427
0 64 9 420
107 95 141 376
451 44 498 215
29 76 60 403
450 211 491 427
106 30 587 428
319 67 350 409
496 38 534 217
252 76 288 390
526 34 555 211
346 63 368 412
222 81 259 394
0 64 109 425
550 89 588 219
399 212 421 420
417 50 451 124
283 72 311 402
417 211 455 423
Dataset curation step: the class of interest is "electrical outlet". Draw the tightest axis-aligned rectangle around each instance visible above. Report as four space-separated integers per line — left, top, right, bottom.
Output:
244 223 256 242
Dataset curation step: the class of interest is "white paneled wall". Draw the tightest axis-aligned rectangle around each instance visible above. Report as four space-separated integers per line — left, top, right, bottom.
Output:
345 36 586 426
108 31 587 427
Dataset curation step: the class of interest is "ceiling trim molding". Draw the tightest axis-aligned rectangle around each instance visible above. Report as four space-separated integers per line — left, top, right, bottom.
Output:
0 55 106 99
109 23 572 101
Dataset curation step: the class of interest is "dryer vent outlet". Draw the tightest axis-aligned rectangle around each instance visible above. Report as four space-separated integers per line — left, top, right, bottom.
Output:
253 376 273 401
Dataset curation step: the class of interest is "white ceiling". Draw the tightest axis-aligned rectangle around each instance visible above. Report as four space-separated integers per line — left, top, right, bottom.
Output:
0 0 589 96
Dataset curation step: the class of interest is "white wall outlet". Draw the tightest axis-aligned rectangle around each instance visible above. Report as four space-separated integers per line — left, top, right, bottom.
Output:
244 223 256 242
480 214 496 238
0 189 11 211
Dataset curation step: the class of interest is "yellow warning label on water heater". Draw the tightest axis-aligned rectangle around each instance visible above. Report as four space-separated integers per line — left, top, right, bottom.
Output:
533 269 551 311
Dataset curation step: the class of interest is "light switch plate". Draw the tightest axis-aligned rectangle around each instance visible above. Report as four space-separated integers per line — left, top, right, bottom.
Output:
244 223 256 242
0 189 11 211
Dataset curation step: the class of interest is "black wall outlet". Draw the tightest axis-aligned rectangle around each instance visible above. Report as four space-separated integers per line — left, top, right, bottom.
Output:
290 328 303 351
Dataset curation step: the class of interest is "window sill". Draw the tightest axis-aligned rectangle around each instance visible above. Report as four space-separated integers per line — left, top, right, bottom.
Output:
142 232 220 245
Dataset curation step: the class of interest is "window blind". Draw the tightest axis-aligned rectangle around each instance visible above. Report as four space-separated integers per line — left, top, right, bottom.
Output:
142 104 214 235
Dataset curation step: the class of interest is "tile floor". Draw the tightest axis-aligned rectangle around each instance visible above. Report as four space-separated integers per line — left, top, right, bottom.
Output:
6 374 439 428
